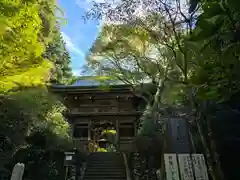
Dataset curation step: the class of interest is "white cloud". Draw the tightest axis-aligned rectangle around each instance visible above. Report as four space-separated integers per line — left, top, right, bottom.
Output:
72 69 82 76
61 32 85 57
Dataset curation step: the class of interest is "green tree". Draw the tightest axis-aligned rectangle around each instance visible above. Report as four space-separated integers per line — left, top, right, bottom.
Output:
0 1 74 179
0 87 70 154
0 0 57 92
44 28 73 84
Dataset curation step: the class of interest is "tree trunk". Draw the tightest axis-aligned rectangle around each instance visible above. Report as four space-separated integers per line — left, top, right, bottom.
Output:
188 87 224 180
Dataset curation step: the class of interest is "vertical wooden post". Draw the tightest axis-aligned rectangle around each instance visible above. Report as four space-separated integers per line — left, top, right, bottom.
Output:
116 95 120 150
134 117 137 136
64 167 68 180
71 123 77 149
88 119 91 141
116 119 120 150
88 120 92 152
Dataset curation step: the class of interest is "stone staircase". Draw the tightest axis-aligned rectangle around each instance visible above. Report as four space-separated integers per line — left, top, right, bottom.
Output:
83 152 127 180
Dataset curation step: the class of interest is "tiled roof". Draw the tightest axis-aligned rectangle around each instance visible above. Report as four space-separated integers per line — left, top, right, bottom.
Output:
72 79 125 86
51 77 126 89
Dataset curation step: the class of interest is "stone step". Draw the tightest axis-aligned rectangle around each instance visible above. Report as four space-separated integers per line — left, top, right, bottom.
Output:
86 164 124 168
85 167 125 171
85 168 125 171
88 157 122 160
87 161 124 164
84 176 126 179
87 165 124 167
84 173 125 177
89 153 122 155
87 163 124 166
88 160 123 163
83 153 127 180
84 169 125 174
84 171 126 175
89 154 123 157
88 162 123 165
84 179 125 180
87 165 125 169
84 175 126 179
88 156 123 158
89 154 122 157
88 157 123 160
87 162 124 165
86 169 125 172
87 159 124 163
88 157 123 159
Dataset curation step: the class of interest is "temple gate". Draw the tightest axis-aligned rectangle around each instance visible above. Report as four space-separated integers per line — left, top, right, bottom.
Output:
51 82 143 152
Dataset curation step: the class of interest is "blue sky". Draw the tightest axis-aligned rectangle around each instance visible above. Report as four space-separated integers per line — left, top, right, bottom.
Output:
57 0 101 76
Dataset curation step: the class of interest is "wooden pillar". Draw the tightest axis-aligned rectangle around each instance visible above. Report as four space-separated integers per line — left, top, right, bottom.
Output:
134 117 138 136
116 96 120 150
116 119 120 150
88 119 91 141
70 123 76 147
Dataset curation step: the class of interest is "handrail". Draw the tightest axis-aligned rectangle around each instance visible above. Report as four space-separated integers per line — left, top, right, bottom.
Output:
122 153 132 180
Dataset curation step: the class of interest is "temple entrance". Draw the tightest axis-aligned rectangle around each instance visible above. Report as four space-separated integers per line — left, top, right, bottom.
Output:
90 121 118 152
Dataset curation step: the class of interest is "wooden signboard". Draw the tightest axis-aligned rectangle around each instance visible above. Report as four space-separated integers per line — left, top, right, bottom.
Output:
164 154 180 180
178 154 194 180
192 154 209 180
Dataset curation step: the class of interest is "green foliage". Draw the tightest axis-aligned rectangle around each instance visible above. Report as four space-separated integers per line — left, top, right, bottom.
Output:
0 87 70 152
189 0 240 102
96 148 108 152
103 129 117 134
44 28 73 84
0 0 54 92
0 0 74 179
87 24 166 84
127 153 159 180
87 0 240 104
0 0 72 91
12 147 66 180
102 130 118 146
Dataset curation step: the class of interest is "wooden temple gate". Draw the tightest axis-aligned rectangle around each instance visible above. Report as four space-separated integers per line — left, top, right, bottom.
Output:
50 84 143 152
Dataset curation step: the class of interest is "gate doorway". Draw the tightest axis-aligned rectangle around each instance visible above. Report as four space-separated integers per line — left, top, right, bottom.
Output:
90 121 118 152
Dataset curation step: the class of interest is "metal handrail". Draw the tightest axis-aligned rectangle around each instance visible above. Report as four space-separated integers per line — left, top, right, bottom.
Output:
123 153 132 180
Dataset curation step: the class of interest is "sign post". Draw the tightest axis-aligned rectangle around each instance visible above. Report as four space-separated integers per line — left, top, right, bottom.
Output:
64 151 77 180
163 118 209 180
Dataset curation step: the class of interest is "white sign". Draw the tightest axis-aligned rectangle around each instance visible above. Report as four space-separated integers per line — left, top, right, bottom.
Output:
164 154 180 180
192 154 209 180
178 154 194 180
66 155 72 161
